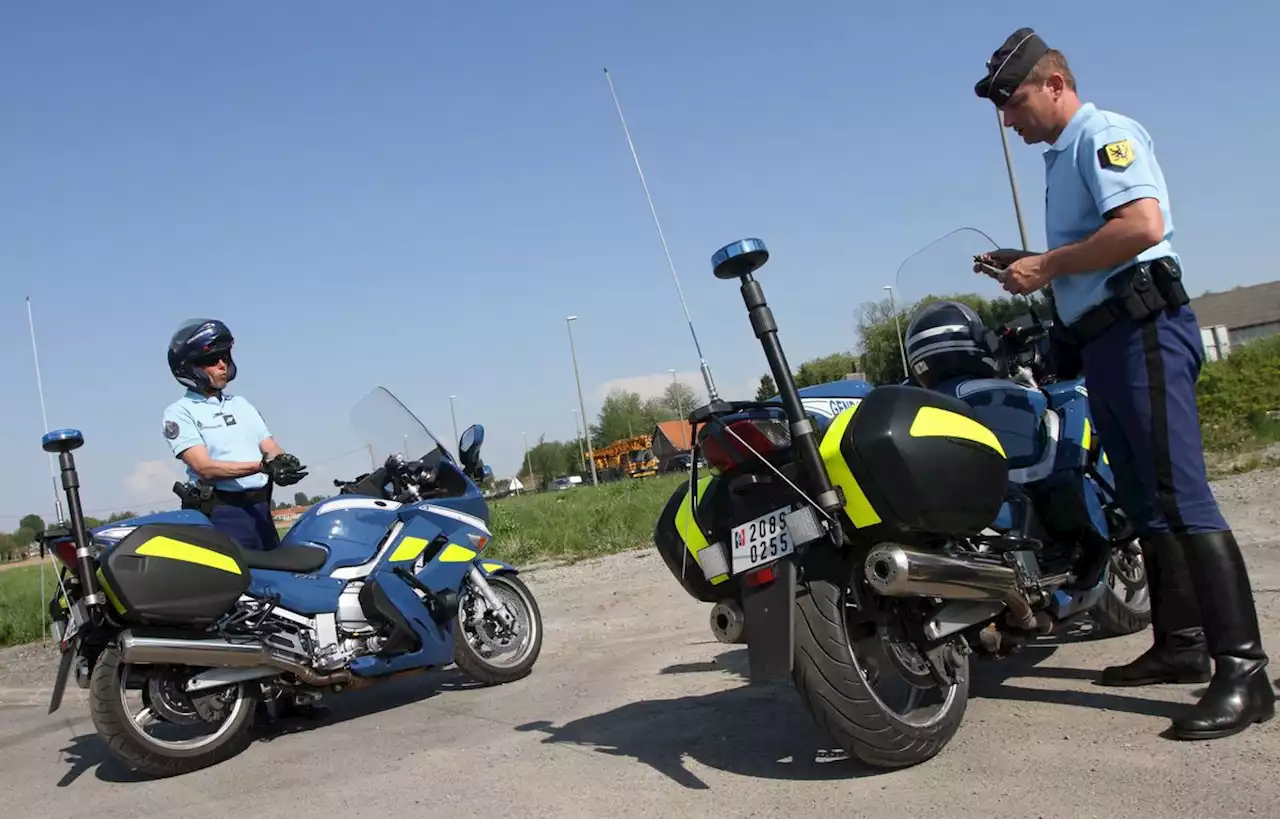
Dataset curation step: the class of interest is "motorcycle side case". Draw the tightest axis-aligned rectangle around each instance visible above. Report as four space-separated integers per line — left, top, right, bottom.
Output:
99 523 249 626
822 385 1010 538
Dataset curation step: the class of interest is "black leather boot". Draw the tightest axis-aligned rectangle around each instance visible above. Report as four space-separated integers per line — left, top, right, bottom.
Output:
1170 530 1276 740
1098 532 1210 686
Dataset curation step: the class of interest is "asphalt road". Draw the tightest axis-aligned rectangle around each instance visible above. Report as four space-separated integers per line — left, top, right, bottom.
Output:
3 468 1280 819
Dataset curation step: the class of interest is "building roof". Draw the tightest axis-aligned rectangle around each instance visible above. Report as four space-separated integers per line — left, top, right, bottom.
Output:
653 420 693 451
1190 280 1280 331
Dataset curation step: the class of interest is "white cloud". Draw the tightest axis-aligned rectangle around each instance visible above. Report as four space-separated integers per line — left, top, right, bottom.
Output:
124 459 186 503
592 370 704 403
592 370 767 405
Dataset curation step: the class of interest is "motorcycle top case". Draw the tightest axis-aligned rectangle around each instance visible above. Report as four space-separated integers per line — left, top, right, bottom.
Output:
819 385 1009 537
98 523 250 626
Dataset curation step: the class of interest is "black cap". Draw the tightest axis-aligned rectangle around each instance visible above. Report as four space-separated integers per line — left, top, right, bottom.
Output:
974 27 1049 107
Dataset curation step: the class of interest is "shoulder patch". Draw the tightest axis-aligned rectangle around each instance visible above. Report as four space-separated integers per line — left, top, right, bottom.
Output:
164 420 180 440
1098 139 1134 170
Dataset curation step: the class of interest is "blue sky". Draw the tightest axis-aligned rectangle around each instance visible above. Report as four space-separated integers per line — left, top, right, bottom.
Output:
2 2 1276 524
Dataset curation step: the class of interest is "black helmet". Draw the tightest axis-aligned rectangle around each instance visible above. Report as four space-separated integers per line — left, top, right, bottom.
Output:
168 318 237 392
903 300 999 389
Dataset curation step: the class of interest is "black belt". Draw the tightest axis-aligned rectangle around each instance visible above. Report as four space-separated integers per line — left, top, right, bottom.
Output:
1066 256 1189 347
211 485 271 507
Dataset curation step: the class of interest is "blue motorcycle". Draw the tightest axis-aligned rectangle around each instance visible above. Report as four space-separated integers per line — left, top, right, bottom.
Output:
39 386 542 777
651 230 1150 770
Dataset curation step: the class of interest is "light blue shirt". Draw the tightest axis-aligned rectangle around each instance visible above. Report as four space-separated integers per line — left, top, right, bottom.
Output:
1043 102 1177 325
163 389 272 491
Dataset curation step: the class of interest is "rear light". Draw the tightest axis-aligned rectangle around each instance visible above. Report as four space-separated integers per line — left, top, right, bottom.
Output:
701 417 791 473
52 538 78 569
745 565 776 587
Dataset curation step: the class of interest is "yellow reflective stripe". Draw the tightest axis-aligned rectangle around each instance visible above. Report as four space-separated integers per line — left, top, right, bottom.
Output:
438 543 478 562
136 536 241 575
480 562 504 573
819 407 882 528
908 405 1006 458
388 536 430 562
674 476 714 557
1082 418 1093 455
709 573 729 585
96 567 126 615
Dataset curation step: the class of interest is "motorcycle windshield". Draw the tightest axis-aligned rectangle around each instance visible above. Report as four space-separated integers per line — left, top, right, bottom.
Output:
350 386 451 466
892 226 1007 309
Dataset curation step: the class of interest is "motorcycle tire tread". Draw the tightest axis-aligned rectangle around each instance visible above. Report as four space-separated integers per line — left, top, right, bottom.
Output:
88 645 259 779
790 571 969 770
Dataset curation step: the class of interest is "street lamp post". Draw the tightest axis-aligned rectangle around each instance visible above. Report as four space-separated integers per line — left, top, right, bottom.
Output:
571 408 586 473
884 285 909 380
566 316 599 486
449 394 459 458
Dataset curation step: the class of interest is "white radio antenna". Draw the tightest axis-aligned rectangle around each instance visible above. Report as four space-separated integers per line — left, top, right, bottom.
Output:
26 296 65 525
603 67 720 403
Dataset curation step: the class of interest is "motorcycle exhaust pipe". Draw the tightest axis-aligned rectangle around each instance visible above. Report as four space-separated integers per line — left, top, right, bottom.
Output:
121 633 268 668
119 632 353 686
863 543 1038 630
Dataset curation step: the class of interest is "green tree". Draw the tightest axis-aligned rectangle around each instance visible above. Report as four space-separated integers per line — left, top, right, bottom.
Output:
795 352 860 388
661 382 698 419
591 389 672 445
20 514 45 535
517 436 579 488
0 533 20 562
294 491 308 507
755 374 777 401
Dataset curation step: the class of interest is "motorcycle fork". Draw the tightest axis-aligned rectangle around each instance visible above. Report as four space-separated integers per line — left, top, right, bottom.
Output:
466 565 515 630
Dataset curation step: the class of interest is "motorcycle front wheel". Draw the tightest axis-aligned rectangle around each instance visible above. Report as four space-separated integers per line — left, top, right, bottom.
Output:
791 567 970 769
452 573 543 685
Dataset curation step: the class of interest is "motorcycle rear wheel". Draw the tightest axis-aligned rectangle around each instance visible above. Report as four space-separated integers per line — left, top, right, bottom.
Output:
88 645 260 778
792 568 970 769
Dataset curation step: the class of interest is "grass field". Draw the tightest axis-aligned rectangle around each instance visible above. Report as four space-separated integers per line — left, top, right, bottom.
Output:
0 474 686 649
0 562 59 648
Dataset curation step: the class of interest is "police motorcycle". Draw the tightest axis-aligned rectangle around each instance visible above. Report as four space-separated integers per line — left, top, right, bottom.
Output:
650 230 1150 770
39 385 542 777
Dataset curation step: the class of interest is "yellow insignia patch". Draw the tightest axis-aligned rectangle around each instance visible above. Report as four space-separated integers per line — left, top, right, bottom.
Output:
1098 139 1134 170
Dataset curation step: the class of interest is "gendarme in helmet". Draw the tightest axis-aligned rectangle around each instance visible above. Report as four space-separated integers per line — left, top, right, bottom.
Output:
903 300 999 389
168 318 236 393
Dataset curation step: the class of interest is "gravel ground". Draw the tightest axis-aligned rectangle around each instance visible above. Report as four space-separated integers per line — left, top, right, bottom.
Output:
1 467 1278 818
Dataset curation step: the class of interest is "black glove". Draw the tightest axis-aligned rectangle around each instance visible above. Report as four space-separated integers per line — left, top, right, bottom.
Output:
980 248 1040 266
263 453 309 486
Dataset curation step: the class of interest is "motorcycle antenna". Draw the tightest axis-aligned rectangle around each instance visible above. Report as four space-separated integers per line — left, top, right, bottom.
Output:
26 296 64 526
602 67 720 403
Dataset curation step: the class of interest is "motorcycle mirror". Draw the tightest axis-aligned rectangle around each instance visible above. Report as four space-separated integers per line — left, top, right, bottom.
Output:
459 424 484 474
711 238 769 280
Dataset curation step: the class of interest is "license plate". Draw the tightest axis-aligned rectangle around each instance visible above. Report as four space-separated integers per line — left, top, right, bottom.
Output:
731 505 793 574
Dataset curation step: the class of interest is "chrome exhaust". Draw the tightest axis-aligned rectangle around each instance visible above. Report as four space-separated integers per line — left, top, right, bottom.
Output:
863 543 1039 630
120 633 267 668
119 632 353 687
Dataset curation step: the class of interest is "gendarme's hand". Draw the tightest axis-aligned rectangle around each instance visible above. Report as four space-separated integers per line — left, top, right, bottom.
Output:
998 254 1054 296
976 248 1040 269
263 453 309 486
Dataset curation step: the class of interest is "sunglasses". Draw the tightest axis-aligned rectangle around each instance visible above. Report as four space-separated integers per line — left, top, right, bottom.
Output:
193 349 232 367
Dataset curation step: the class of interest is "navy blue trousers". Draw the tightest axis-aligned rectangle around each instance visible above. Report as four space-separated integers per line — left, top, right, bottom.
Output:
1079 304 1229 537
209 500 282 552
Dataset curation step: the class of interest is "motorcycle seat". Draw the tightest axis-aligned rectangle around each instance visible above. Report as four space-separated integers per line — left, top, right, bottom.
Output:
242 544 329 573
